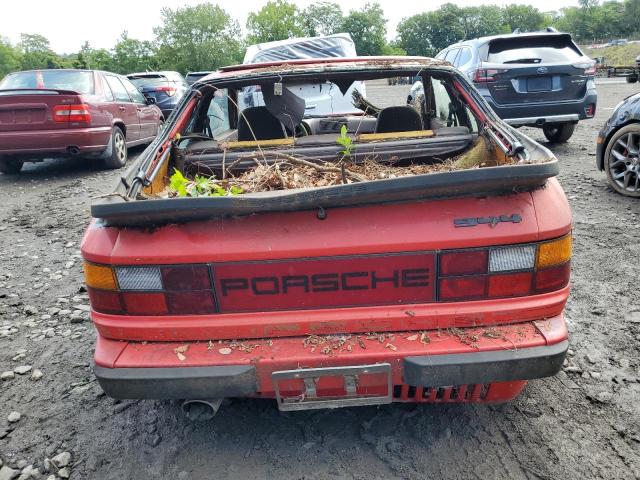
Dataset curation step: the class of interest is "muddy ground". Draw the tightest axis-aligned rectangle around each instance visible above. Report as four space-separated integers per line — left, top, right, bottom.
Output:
0 81 639 480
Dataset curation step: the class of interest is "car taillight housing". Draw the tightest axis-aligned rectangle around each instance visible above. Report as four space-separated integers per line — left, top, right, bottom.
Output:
53 104 91 123
438 234 572 301
573 61 596 76
83 234 572 315
473 68 508 83
585 103 596 117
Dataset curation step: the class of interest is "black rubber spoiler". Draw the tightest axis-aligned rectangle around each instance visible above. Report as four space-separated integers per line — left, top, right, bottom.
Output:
91 159 558 227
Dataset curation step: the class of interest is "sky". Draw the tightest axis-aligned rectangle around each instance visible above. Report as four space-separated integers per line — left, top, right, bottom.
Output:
1 0 580 54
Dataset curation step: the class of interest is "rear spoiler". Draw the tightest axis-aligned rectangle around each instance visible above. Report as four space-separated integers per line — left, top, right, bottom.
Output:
0 88 81 96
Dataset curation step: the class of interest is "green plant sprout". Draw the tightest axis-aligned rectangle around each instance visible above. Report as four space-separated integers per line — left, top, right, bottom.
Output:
169 169 243 197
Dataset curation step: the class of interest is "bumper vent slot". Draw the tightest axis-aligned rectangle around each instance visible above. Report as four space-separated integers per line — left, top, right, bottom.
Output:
393 383 490 402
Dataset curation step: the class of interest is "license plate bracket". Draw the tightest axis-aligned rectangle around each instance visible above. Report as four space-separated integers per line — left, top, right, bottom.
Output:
273 363 392 411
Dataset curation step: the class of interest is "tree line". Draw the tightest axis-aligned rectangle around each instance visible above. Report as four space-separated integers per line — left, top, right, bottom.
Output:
2 0 640 78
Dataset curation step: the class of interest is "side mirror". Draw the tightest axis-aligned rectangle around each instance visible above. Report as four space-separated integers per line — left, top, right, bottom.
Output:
145 96 156 105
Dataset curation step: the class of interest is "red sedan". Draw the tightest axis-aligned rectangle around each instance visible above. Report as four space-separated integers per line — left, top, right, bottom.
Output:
0 69 164 174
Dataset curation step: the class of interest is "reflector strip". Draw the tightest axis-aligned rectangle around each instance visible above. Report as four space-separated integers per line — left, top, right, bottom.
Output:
115 267 163 291
489 245 536 272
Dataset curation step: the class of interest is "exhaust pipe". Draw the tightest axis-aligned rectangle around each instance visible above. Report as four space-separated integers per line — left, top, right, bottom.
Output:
181 398 223 421
66 146 81 155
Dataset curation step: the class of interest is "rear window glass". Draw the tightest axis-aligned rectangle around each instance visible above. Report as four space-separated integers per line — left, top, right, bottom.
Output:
0 70 94 94
128 76 169 88
487 36 582 64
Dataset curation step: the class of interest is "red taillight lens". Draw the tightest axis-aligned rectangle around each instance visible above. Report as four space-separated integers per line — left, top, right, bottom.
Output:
473 68 508 83
573 61 596 76
488 272 533 298
155 86 176 96
166 291 216 314
121 292 168 315
439 276 486 301
88 288 122 314
161 265 211 290
439 250 488 276
534 262 570 294
585 103 596 117
53 104 91 123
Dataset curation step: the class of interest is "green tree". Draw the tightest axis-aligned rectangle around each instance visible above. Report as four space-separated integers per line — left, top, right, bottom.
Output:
397 13 438 56
246 0 307 44
154 3 243 73
18 33 63 70
461 6 508 39
502 4 547 33
339 3 387 56
111 32 157 74
302 2 343 37
0 37 22 77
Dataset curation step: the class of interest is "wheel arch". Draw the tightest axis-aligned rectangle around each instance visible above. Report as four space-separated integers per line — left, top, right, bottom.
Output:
112 121 126 138
599 119 640 170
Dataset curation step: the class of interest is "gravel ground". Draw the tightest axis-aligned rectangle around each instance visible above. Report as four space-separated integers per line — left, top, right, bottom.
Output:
1 81 639 480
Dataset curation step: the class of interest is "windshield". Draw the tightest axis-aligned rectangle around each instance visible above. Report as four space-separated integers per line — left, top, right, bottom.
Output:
0 70 95 94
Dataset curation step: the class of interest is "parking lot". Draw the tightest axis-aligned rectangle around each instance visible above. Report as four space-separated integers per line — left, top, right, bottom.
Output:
0 80 639 479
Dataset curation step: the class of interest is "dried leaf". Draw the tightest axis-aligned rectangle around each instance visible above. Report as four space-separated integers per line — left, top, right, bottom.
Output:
219 347 232 355
357 338 366 349
406 334 419 341
176 352 186 361
420 332 430 345
174 345 189 354
385 343 397 351
405 310 416 317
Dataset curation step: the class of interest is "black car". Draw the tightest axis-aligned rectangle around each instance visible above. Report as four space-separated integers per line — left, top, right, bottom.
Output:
433 30 597 143
596 93 640 197
126 71 188 118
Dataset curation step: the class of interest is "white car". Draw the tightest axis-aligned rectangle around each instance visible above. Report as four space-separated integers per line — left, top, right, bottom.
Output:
241 33 366 117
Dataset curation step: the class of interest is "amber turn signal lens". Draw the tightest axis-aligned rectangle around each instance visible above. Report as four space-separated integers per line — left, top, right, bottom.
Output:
537 234 572 269
83 262 117 290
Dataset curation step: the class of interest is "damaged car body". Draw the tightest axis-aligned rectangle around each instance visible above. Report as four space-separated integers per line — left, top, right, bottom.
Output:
82 57 571 414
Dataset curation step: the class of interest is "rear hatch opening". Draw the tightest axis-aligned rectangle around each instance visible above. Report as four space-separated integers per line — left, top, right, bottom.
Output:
92 61 558 226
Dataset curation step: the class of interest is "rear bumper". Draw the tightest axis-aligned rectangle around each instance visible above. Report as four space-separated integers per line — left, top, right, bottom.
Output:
0 126 111 158
483 89 598 126
94 314 568 402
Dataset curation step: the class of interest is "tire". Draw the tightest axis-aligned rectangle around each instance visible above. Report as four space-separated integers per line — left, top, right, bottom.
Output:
100 126 127 169
0 158 24 174
604 123 640 197
626 75 638 84
542 122 576 143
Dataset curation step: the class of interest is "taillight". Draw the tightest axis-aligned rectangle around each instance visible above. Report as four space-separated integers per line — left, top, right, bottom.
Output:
155 86 176 96
473 68 508 83
437 234 571 301
83 234 572 315
573 61 596 76
53 104 91 123
83 262 216 316
585 103 596 118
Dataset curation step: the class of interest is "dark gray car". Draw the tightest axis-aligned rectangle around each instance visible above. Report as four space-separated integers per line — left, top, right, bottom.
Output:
126 71 188 118
409 31 597 143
